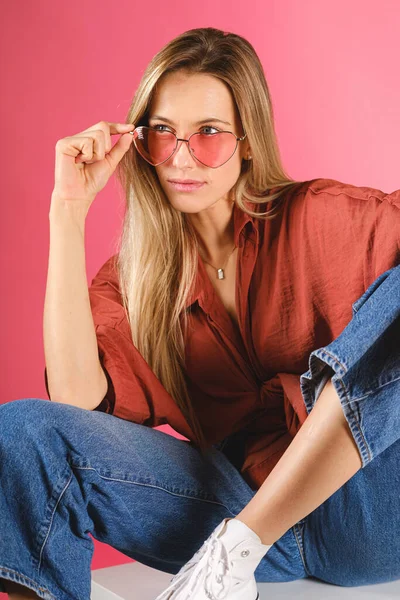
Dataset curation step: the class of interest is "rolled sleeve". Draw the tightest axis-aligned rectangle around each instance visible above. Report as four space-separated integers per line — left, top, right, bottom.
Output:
93 321 152 423
73 254 195 441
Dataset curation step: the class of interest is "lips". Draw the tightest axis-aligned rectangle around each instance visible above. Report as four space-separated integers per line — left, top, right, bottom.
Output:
168 179 204 184
168 180 205 192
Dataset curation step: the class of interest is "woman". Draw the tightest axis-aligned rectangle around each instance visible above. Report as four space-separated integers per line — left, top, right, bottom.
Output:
1 27 399 600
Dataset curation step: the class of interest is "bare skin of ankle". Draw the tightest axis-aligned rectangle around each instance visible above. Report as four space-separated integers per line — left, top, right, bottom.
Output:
3 580 42 599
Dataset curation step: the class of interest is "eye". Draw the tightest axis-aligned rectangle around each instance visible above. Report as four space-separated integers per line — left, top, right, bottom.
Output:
150 124 221 134
200 126 220 135
151 124 170 132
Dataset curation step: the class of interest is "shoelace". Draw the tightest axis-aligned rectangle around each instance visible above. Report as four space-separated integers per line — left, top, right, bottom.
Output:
154 528 234 600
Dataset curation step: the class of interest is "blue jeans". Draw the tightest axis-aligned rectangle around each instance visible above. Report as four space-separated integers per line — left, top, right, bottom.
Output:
0 266 399 600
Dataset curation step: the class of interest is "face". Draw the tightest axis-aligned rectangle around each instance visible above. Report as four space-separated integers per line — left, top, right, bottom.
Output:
147 71 250 216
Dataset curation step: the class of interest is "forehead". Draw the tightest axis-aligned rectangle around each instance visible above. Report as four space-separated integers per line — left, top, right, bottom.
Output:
148 72 237 123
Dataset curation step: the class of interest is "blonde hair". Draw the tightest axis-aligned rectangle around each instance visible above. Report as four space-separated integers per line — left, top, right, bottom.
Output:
115 27 300 455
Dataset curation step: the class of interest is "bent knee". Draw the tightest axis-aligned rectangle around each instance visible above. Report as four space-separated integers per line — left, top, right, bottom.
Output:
0 398 75 438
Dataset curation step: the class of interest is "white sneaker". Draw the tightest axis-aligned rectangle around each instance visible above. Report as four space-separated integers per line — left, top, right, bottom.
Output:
154 517 273 599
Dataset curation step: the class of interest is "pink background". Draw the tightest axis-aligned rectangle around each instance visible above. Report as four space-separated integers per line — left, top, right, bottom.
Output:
1 0 399 589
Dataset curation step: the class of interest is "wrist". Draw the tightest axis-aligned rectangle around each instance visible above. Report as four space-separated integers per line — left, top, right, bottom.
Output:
49 194 91 229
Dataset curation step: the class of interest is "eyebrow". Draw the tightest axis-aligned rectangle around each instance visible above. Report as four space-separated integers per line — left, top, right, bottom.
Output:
149 115 232 126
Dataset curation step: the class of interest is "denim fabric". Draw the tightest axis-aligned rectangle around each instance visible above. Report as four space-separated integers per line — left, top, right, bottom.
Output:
0 401 307 600
1 267 399 599
300 264 400 467
299 264 400 586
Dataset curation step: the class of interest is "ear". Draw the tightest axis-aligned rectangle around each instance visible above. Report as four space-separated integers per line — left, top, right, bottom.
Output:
241 140 252 161
244 147 252 160
244 137 252 160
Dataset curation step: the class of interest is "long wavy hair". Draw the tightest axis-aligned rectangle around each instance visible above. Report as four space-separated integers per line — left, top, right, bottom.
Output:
114 27 300 455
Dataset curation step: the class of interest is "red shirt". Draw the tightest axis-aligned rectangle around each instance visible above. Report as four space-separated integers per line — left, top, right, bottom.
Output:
44 178 400 490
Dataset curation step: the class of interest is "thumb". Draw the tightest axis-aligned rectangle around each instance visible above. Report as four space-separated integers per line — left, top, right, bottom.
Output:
106 133 133 172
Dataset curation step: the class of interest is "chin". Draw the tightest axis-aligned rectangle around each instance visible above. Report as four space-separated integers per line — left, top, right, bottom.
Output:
165 194 212 214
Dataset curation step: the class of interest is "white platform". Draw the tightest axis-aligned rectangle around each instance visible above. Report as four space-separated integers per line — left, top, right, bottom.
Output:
91 561 400 599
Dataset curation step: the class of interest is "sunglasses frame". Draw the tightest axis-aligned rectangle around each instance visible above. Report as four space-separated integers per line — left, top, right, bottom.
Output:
132 125 247 169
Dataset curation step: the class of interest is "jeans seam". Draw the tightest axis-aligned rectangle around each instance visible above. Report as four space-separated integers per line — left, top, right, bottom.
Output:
72 465 238 517
0 567 56 600
291 520 309 576
305 348 373 467
322 351 373 466
340 374 400 405
37 470 74 573
314 348 347 377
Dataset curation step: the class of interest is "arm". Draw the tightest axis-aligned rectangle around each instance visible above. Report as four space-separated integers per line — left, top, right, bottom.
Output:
43 197 108 409
235 377 362 545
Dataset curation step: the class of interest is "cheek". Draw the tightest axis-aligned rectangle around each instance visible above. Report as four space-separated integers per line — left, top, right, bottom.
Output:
211 159 242 192
153 166 165 180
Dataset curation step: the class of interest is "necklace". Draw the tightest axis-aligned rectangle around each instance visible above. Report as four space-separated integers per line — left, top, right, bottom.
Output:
199 244 237 280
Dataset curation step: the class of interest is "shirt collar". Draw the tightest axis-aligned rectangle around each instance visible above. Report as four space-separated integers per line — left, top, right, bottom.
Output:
184 200 259 310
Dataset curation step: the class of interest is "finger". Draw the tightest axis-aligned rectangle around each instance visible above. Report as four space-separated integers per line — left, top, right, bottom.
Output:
105 132 133 173
78 121 135 137
77 122 134 160
109 122 135 135
77 128 112 163
72 136 97 164
86 130 106 162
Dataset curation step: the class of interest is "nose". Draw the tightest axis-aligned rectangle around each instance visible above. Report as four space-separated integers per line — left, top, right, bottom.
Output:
171 138 196 167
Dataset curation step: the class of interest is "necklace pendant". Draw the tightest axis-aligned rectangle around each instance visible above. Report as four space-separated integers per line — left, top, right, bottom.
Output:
217 268 225 280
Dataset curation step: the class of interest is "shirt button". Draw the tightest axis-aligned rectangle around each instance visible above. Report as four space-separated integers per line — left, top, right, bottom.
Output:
241 549 250 557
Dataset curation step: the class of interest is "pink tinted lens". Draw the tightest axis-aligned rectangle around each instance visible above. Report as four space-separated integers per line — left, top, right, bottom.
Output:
190 132 237 167
134 128 176 165
134 128 237 167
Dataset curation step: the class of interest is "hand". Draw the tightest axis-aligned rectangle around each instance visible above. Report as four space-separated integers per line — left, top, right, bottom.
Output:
51 120 135 213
